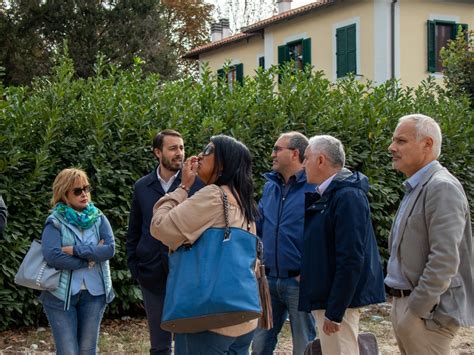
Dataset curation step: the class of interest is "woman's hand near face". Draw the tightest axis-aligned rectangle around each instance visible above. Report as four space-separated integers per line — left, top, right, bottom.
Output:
181 156 198 189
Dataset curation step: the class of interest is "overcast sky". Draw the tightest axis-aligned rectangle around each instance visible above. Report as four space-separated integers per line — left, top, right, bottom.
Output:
208 0 315 10
291 0 314 7
205 0 316 32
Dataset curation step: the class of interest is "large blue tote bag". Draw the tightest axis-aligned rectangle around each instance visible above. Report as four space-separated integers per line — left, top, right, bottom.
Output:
161 191 262 333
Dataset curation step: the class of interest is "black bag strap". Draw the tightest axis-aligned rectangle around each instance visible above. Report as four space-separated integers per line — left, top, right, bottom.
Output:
220 188 231 240
219 186 252 231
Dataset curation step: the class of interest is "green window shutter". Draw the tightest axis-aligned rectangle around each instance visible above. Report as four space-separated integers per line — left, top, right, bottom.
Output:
278 44 289 83
346 24 356 75
278 44 290 65
302 38 312 69
460 23 469 40
217 68 225 79
259 56 265 68
235 63 244 84
427 20 436 73
450 23 458 40
336 24 356 77
336 27 347 78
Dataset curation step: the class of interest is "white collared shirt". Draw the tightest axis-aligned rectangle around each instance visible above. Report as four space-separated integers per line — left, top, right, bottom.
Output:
156 167 180 193
317 173 337 196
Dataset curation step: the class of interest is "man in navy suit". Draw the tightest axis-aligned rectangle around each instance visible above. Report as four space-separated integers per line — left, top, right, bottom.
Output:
126 129 202 355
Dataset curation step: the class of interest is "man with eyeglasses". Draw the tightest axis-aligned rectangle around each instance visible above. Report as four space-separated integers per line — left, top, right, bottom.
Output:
252 132 316 355
126 129 203 355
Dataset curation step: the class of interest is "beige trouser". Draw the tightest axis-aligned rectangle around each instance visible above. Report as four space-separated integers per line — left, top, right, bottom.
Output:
312 308 360 355
391 296 459 355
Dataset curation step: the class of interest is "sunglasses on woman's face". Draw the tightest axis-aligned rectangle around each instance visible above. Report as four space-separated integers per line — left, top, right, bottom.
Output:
72 185 92 196
202 144 215 156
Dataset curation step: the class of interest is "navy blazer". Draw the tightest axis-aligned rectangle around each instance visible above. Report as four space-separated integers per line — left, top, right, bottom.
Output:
126 166 203 294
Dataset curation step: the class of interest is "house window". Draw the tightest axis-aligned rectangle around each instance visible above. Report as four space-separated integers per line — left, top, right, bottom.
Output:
290 41 304 71
258 56 265 69
278 38 312 71
336 24 356 78
217 63 244 87
227 67 237 83
427 20 468 73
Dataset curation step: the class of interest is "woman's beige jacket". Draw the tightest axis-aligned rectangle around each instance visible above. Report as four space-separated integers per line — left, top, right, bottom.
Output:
150 184 258 337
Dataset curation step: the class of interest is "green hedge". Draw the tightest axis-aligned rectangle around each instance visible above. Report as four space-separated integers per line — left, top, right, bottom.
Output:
0 58 472 330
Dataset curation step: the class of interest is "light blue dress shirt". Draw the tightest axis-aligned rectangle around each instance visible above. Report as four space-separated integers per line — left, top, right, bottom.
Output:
385 161 437 289
69 224 105 296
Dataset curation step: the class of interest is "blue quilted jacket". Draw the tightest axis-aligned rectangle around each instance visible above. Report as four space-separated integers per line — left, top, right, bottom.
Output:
257 170 316 278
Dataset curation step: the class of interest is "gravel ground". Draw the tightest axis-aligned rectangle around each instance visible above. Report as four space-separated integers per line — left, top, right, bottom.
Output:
1 303 473 354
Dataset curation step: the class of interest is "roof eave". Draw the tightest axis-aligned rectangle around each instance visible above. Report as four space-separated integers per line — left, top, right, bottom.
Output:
183 0 336 60
182 33 260 60
242 0 335 33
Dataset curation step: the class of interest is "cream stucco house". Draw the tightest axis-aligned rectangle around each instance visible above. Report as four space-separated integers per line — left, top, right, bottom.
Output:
184 0 473 88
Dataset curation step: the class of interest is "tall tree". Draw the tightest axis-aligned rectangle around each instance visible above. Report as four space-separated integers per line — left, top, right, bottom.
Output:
209 0 276 33
0 1 51 85
440 28 474 106
162 0 214 76
0 0 213 85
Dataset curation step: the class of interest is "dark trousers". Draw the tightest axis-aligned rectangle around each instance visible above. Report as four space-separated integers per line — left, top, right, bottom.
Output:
175 329 256 355
141 285 172 355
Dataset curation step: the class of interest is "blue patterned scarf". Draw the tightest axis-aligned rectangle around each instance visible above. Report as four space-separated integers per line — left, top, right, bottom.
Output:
53 202 102 229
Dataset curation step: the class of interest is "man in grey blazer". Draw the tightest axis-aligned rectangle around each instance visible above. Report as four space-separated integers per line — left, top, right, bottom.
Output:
385 113 473 354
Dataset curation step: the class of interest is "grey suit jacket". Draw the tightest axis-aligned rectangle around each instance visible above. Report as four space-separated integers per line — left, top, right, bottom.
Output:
388 161 474 327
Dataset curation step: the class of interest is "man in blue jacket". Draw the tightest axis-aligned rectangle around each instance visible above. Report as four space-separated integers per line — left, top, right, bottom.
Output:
299 135 385 355
252 131 316 355
126 130 202 355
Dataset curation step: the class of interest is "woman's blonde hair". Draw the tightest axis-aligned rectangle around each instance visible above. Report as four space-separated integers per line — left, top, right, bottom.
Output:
51 168 90 207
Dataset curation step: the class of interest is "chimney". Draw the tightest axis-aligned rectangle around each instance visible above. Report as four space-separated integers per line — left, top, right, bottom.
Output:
277 0 292 13
220 18 231 39
211 22 223 42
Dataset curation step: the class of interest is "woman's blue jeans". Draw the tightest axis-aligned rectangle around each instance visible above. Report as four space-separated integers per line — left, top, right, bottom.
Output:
42 290 106 355
174 329 256 355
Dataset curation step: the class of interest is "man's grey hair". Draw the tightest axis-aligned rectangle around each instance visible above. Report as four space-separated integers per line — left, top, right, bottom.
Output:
397 114 442 158
280 131 309 163
308 135 345 168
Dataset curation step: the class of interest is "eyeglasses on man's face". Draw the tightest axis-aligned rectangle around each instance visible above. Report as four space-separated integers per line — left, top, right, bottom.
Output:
72 185 92 196
272 146 295 153
202 144 215 156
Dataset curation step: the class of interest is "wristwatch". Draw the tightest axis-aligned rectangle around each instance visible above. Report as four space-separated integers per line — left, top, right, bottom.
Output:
179 184 189 193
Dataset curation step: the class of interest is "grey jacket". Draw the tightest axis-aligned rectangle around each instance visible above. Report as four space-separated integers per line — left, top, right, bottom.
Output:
388 161 474 327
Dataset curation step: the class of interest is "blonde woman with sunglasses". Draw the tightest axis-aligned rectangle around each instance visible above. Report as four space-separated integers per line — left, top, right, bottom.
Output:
39 168 115 355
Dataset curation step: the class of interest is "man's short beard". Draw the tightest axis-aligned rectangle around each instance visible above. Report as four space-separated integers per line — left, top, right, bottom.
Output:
161 156 182 172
